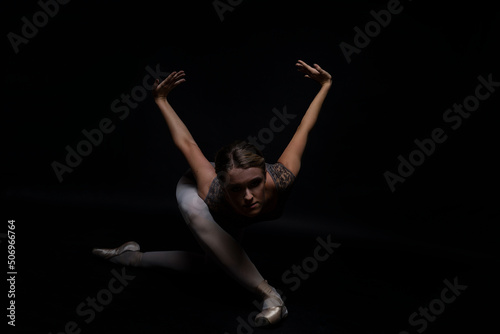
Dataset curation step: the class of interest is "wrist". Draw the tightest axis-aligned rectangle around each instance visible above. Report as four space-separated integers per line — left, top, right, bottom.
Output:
321 80 332 89
154 96 168 104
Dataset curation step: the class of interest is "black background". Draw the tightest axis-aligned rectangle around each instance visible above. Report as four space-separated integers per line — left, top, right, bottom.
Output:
3 0 499 333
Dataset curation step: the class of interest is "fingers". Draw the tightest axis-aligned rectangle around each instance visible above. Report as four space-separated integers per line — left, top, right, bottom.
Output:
296 66 308 74
157 70 186 89
314 63 324 72
173 70 185 79
297 59 315 72
296 60 332 83
296 62 309 76
173 71 186 86
296 61 307 69
297 60 323 79
165 71 185 83
296 65 306 74
173 78 186 87
297 59 308 67
156 73 173 89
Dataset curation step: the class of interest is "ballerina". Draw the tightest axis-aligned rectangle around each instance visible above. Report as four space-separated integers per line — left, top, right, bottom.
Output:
93 59 332 326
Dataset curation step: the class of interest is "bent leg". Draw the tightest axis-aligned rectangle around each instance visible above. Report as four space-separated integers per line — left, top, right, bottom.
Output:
176 175 264 293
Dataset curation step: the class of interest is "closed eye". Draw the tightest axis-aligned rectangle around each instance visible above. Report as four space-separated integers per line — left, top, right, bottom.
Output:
230 186 243 193
250 179 262 188
249 178 263 188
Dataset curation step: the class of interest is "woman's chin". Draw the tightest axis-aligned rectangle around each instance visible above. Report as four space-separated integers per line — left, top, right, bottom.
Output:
244 211 259 218
240 205 261 217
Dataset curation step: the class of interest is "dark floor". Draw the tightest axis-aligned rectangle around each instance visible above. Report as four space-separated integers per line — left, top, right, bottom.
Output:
5 192 497 334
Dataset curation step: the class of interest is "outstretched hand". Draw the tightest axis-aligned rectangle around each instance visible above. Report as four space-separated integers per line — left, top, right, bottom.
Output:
296 60 332 87
152 70 186 100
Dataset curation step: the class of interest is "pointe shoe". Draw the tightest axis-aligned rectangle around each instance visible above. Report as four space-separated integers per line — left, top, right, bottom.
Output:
254 280 288 327
92 241 140 260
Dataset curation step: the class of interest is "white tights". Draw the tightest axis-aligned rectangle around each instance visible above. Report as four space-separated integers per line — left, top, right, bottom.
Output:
111 174 265 293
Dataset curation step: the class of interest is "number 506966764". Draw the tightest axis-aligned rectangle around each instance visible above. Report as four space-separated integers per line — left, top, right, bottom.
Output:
7 220 16 269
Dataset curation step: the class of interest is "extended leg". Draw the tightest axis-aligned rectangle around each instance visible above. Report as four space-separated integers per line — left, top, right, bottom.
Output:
94 242 207 273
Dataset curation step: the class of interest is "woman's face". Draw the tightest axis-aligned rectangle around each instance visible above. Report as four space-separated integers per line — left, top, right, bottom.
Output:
223 167 266 217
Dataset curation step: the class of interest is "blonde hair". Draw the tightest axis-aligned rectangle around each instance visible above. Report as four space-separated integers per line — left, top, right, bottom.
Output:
215 140 265 184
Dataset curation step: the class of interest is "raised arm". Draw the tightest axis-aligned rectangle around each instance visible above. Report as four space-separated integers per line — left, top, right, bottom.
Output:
153 71 215 199
277 60 332 176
